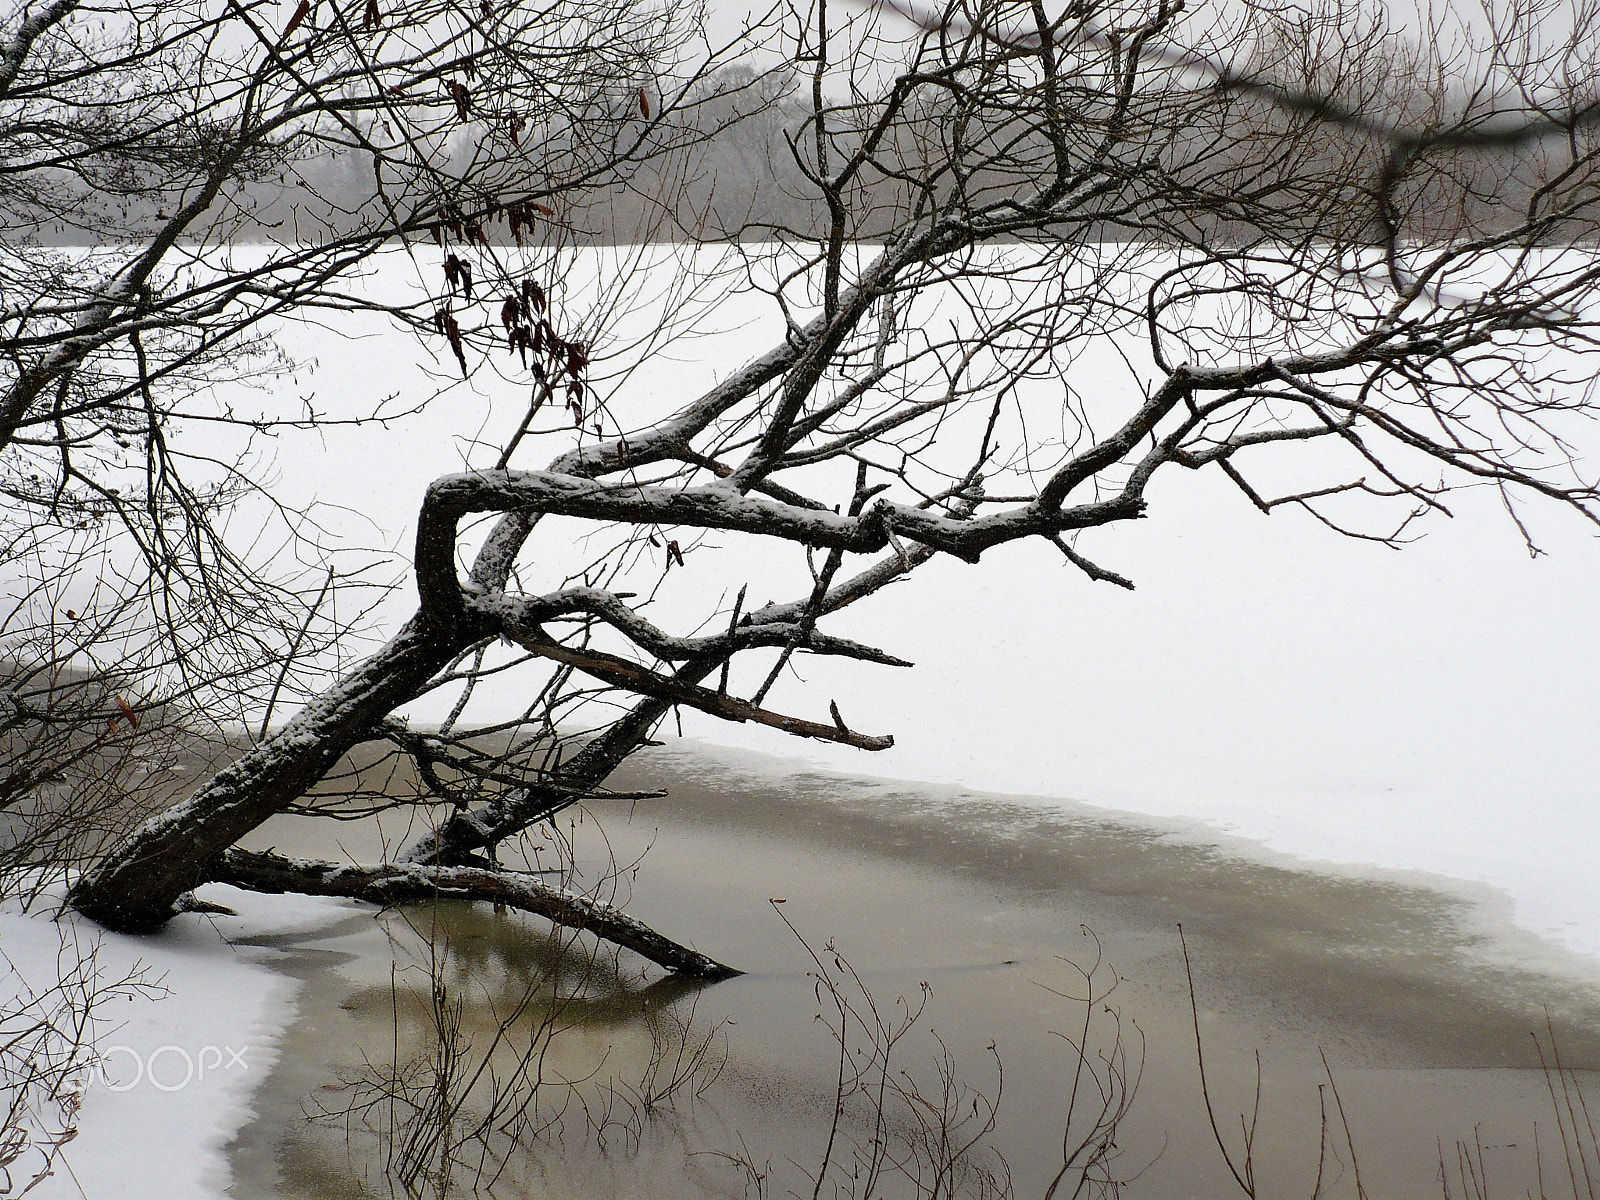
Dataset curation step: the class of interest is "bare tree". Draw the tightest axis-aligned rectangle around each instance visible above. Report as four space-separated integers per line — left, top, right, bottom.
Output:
0 1 753 912
19 0 1600 973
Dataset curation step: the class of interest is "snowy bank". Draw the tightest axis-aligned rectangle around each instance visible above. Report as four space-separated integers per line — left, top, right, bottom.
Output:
4 888 356 1200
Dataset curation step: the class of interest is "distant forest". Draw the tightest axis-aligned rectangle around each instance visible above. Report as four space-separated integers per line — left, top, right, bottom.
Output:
30 62 1552 249
29 66 843 247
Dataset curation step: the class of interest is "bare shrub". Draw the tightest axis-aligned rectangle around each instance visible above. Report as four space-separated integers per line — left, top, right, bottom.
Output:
715 908 1145 1200
0 926 164 1195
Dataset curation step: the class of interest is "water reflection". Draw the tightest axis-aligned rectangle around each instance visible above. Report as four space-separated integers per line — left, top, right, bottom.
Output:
237 899 737 1200
226 753 1600 1200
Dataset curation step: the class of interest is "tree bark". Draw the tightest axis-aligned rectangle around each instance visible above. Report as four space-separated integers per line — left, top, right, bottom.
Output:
67 614 471 932
211 848 741 979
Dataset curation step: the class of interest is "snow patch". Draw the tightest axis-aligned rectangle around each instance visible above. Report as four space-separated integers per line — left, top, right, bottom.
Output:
3 889 354 1200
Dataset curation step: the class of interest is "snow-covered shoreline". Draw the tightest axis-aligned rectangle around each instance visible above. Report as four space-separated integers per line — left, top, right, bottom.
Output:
4 889 355 1200
630 737 1600 985
9 738 1599 1198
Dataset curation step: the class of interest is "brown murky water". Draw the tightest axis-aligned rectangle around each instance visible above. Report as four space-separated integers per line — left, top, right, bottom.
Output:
224 744 1600 1199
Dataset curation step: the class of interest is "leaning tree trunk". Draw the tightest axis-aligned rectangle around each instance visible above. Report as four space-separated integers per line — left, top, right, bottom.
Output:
65 605 742 978
67 613 472 932
62 489 741 978
68 479 504 931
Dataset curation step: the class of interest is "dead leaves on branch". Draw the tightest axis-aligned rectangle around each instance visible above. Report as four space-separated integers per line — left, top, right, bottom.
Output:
434 307 467 377
421 179 584 416
280 0 311 41
428 198 553 251
108 696 140 732
643 534 685 569
443 254 472 301
495 281 588 422
498 197 556 244
434 260 586 418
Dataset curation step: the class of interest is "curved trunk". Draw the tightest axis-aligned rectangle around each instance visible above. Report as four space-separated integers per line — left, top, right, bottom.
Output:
68 614 467 933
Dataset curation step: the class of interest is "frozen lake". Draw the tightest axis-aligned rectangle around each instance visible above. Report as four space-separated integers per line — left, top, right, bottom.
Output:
227 243 1600 969
13 240 1600 1200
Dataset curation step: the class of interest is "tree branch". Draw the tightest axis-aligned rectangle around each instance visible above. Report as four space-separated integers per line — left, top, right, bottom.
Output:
211 848 741 979
506 629 895 750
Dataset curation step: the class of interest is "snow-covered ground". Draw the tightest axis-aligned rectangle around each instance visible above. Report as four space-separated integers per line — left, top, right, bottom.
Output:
2 890 355 1200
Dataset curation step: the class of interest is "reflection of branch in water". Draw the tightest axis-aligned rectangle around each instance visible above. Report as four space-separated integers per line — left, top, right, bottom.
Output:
346 900 717 1030
578 990 730 1154
314 901 729 1200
